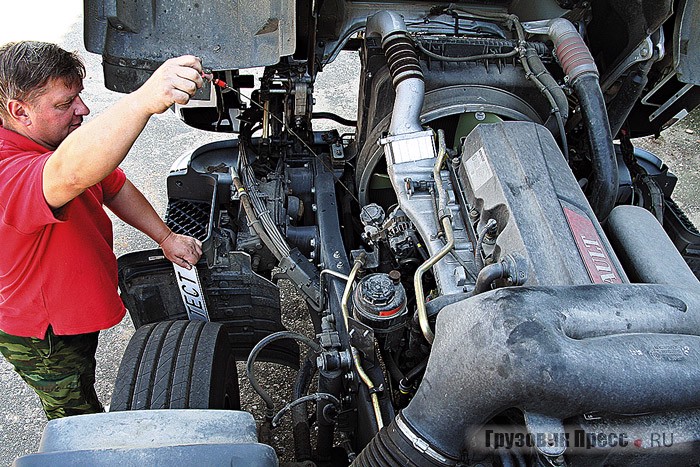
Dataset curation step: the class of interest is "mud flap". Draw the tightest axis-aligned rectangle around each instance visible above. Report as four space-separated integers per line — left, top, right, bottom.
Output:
117 249 299 369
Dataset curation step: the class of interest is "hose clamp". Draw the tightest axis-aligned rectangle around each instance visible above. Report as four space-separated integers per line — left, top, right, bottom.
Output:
395 414 455 465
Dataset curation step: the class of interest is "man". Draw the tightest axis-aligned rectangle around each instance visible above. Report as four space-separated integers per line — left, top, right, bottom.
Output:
0 41 204 419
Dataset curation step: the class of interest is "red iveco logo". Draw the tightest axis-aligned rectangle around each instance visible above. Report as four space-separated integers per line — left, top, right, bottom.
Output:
563 207 622 284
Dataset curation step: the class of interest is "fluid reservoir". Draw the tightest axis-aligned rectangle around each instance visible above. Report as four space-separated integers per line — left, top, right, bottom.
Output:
353 272 408 350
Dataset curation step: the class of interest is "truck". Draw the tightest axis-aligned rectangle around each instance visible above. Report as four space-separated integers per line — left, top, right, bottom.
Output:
15 0 700 465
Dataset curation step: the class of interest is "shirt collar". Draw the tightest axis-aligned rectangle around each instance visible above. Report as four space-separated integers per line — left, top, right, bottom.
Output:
0 126 51 153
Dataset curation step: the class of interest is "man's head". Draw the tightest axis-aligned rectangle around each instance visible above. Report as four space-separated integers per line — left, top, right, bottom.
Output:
0 41 89 150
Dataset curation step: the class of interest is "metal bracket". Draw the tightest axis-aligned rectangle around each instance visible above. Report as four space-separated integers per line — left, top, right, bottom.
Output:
273 248 322 310
601 37 656 92
524 412 567 458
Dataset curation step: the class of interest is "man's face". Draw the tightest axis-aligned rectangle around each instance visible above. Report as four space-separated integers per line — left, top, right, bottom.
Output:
21 77 90 150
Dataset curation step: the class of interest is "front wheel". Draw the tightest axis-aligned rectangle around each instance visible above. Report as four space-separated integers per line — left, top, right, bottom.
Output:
111 320 240 411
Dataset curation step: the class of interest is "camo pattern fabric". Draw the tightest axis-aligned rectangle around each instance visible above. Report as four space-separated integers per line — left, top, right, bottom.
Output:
0 327 103 420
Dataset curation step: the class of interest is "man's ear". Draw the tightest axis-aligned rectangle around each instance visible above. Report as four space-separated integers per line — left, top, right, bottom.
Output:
6 100 32 127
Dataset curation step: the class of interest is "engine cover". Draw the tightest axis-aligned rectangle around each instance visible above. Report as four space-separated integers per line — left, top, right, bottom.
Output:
457 121 628 286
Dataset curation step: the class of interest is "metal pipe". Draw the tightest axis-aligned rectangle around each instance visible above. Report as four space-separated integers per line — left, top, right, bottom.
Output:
414 136 455 344
338 254 384 431
319 269 350 313
341 255 365 330
352 347 384 431
432 130 449 215
414 216 455 344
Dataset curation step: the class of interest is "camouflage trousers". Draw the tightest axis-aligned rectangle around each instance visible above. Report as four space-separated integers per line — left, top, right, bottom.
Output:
0 327 103 420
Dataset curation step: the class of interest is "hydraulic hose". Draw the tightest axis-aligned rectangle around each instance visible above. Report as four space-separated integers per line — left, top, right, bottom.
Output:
548 18 617 220
291 354 317 461
246 331 322 421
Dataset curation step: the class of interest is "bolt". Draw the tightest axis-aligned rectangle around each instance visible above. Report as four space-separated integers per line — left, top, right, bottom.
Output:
336 261 344 270
333 251 341 259
312 204 317 212
389 270 401 284
475 111 486 121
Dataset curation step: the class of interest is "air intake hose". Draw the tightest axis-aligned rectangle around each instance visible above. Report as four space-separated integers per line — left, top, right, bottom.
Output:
366 11 424 136
354 284 700 464
548 18 617 220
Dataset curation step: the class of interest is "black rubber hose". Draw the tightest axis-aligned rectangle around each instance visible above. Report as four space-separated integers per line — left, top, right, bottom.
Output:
472 262 507 296
312 112 357 127
546 18 617 220
573 74 618 220
404 358 428 382
246 331 322 420
273 393 341 427
386 352 406 383
291 354 317 461
524 47 569 154
352 414 456 466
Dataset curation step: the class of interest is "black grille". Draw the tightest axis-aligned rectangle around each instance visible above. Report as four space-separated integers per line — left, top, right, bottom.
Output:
165 199 211 241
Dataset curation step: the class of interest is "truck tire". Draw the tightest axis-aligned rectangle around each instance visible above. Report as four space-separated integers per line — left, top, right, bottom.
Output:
111 320 240 411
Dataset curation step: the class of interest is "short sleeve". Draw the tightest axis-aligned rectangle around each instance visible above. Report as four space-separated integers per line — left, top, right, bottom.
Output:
101 168 127 202
0 153 61 234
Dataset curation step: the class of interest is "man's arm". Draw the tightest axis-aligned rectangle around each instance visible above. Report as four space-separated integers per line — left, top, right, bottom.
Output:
105 179 202 269
43 55 205 209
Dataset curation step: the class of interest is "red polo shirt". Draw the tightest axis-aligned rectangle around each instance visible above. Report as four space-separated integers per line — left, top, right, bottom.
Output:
0 127 127 338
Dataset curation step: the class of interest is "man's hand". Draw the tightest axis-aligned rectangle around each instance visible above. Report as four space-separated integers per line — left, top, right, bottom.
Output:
134 55 205 115
160 232 203 269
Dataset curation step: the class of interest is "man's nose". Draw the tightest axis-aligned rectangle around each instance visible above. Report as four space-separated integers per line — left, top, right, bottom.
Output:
75 96 90 116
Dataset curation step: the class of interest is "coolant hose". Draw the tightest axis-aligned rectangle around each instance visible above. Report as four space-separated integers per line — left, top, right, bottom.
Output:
548 18 617 220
